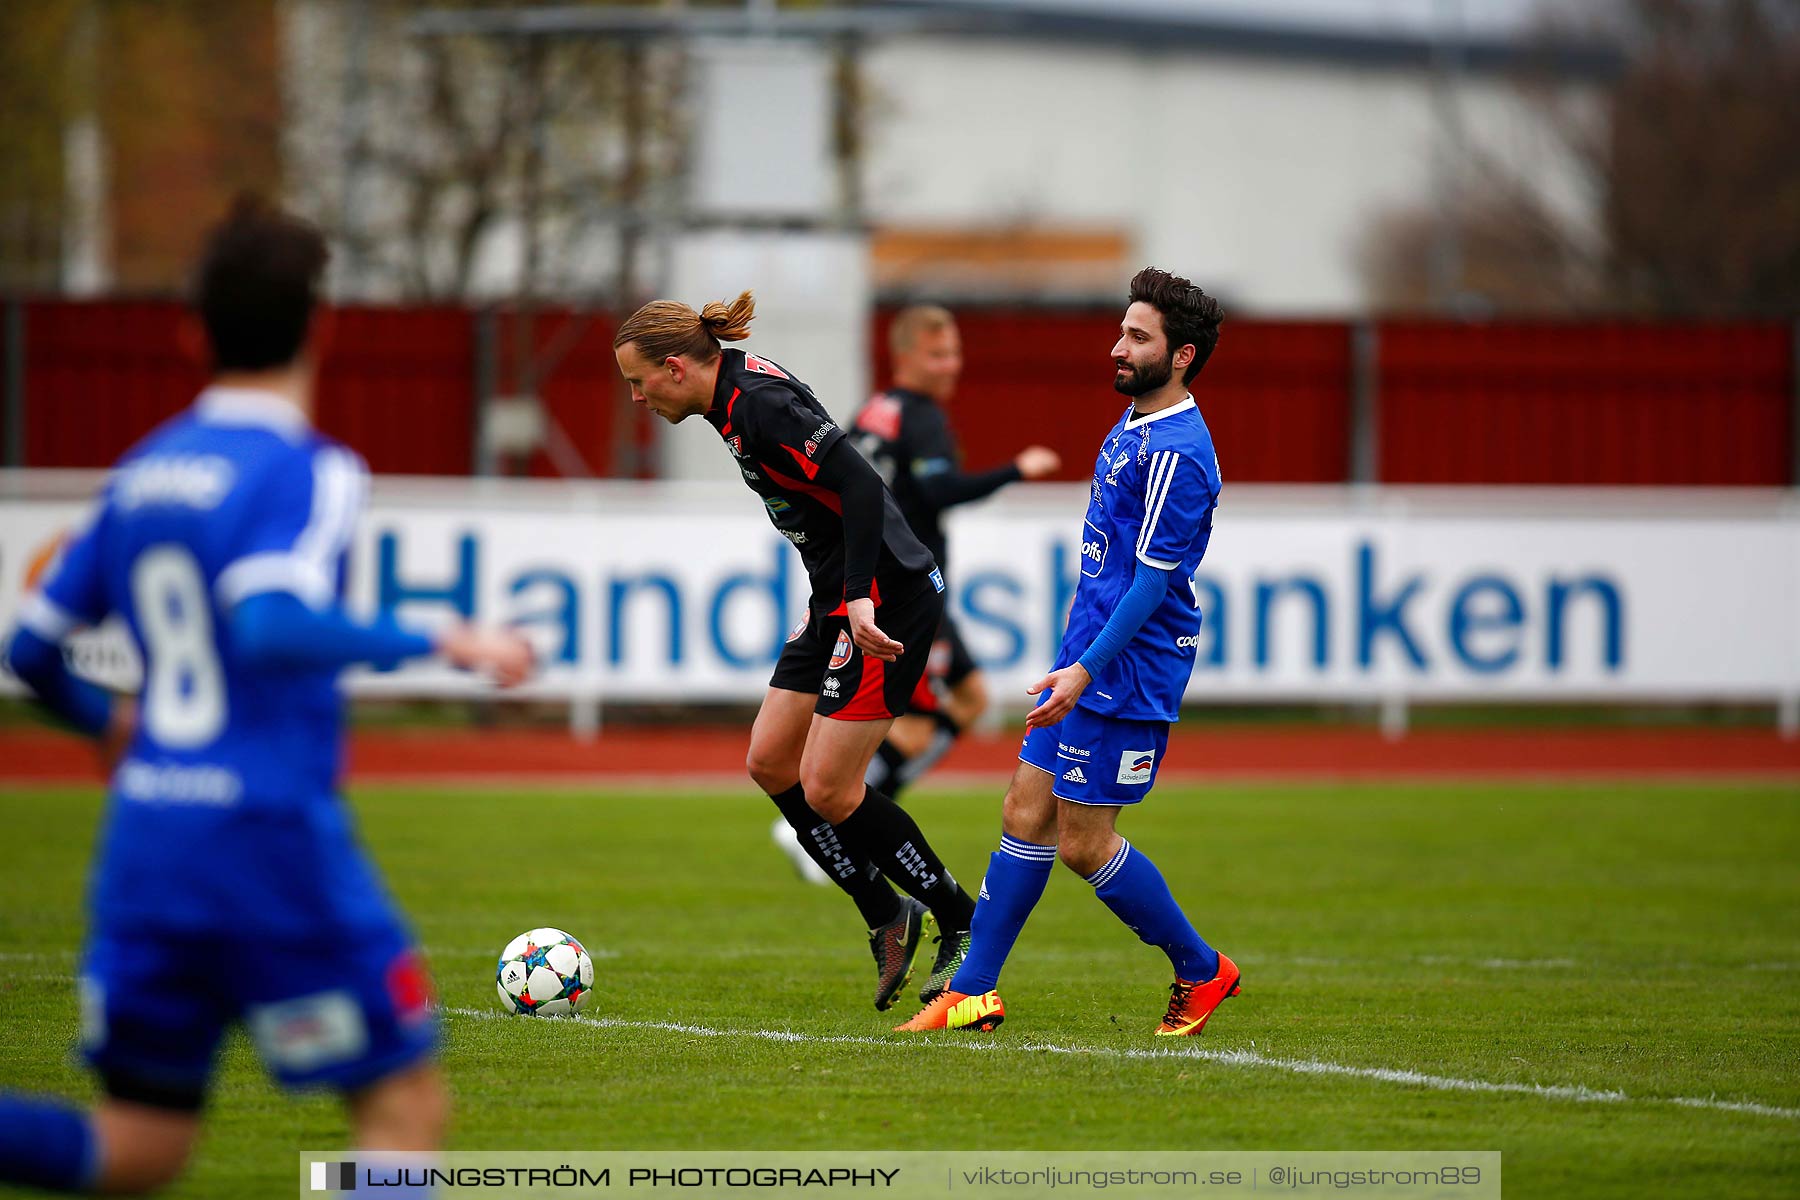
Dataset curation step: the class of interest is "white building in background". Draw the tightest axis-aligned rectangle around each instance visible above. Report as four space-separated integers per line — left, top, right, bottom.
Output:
859 0 1613 311
277 0 1613 475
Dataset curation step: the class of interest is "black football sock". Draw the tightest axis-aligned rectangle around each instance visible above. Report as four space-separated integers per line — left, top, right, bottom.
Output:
863 740 908 797
894 711 964 795
768 784 902 928
832 785 976 932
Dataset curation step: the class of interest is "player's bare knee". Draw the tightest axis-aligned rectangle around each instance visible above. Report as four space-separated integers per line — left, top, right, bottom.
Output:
93 1103 198 1194
101 1144 192 1195
1000 769 1057 844
797 747 861 821
746 745 798 795
798 770 858 823
886 715 931 758
397 1073 451 1148
353 1064 448 1151
955 674 989 723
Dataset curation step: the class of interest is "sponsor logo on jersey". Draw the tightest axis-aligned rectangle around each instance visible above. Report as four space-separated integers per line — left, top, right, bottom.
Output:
725 435 743 456
116 454 236 511
246 990 368 1073
781 528 808 546
739 466 760 481
1117 750 1155 785
1056 742 1091 760
810 422 835 445
828 631 854 670
1176 634 1202 649
786 611 810 643
1062 765 1088 785
804 439 818 457
115 760 243 807
744 353 790 379
929 567 945 593
822 676 842 698
1081 520 1108 578
764 495 792 513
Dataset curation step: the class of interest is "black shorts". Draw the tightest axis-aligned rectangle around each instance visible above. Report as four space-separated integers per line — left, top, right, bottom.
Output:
771 585 946 721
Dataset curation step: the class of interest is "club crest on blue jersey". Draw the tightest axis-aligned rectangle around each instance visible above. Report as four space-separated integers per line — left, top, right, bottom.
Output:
929 567 945 593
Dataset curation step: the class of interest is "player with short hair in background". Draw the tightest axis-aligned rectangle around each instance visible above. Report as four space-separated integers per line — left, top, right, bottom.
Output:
851 306 1061 797
613 297 978 1012
897 268 1237 1035
0 197 536 1195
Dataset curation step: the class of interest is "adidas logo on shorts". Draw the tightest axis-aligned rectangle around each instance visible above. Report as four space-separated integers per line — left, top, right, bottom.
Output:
1062 766 1087 784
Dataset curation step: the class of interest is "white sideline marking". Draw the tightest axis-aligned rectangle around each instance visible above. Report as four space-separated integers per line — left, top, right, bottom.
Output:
444 1007 1799 1122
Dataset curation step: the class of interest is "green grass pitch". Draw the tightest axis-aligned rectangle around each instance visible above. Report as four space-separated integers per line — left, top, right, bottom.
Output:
1 780 1796 1198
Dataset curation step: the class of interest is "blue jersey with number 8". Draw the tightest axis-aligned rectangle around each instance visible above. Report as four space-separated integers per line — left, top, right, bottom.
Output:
19 388 397 938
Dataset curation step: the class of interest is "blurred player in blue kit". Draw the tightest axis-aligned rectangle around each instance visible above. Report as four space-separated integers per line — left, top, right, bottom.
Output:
897 268 1239 1035
0 197 536 1193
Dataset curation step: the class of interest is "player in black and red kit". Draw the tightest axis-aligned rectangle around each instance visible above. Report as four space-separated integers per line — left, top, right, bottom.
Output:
613 292 977 1012
852 306 1060 798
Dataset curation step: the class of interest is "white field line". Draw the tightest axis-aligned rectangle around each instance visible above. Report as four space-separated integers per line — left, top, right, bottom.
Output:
445 1007 1800 1122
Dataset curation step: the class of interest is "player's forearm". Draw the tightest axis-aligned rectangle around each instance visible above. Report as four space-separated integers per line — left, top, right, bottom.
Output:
231 591 436 672
1075 558 1172 679
1 625 112 736
914 463 1022 512
815 441 886 601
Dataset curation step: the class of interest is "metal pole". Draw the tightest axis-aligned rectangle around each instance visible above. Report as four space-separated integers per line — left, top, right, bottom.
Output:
337 0 373 296
3 299 24 467
1350 320 1380 484
473 306 499 476
610 38 648 477
1428 0 1467 315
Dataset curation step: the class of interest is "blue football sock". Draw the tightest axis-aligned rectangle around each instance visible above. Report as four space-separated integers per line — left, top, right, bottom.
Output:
1086 840 1219 982
0 1094 99 1192
947 834 1056 994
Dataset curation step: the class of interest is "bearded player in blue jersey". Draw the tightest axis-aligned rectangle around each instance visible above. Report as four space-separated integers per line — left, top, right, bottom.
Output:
898 268 1236 1036
0 197 535 1194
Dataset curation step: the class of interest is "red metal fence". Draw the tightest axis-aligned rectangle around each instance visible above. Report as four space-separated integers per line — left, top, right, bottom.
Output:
5 298 1794 485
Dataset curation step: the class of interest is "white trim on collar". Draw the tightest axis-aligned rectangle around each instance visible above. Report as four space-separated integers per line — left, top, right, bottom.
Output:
195 387 310 440
1124 394 1195 428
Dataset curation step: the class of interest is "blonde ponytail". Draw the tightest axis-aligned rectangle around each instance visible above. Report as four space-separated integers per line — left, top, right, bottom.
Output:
614 291 756 363
699 291 756 343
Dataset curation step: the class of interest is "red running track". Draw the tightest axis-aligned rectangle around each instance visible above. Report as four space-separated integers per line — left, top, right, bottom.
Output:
3 726 1798 786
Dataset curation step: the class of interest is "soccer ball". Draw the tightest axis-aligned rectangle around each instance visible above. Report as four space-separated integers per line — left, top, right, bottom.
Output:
495 927 595 1016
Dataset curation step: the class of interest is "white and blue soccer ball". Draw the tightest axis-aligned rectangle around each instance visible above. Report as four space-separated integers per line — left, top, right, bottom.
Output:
495 927 595 1016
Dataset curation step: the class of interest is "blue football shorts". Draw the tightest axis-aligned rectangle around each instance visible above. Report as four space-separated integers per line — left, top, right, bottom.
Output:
78 916 438 1110
1019 694 1171 806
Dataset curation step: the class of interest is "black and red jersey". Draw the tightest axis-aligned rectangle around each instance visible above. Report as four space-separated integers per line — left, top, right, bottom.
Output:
703 348 938 612
850 387 1021 575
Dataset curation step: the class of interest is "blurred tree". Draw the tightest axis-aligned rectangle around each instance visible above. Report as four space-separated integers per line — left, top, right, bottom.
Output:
0 0 282 294
102 0 283 290
0 1 80 290
287 0 691 302
1362 0 1800 317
